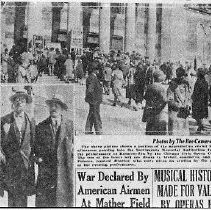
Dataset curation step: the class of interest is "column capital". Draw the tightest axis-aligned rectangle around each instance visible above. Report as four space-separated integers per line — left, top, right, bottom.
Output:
146 3 157 62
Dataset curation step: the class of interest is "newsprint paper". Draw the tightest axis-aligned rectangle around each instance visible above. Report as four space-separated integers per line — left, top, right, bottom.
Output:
1 0 211 208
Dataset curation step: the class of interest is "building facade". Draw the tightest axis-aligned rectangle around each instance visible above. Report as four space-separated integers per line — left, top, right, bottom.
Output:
1 2 211 65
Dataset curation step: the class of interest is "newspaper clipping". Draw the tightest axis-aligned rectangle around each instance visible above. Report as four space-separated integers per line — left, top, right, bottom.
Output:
75 136 211 208
1 0 211 208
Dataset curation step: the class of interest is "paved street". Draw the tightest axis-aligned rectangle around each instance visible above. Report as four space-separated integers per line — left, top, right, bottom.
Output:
75 82 145 135
74 81 211 136
36 73 65 84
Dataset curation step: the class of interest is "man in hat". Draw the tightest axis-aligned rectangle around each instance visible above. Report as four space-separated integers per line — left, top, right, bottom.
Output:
34 94 73 207
0 88 35 207
85 61 103 135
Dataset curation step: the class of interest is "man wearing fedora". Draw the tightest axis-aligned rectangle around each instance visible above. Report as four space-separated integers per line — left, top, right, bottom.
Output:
0 88 35 207
34 94 74 207
85 61 103 135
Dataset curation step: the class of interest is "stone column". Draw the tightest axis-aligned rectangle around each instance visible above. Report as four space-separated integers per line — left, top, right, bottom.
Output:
124 3 136 53
160 5 172 63
135 3 146 55
99 3 110 54
146 3 157 62
170 4 187 64
14 2 27 44
82 6 92 48
156 4 162 63
68 2 83 30
68 2 83 52
1 9 6 50
27 2 45 42
51 3 63 42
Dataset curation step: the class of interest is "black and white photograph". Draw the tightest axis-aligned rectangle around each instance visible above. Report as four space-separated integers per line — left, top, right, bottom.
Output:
71 2 211 136
0 84 74 207
1 1 211 136
1 0 211 208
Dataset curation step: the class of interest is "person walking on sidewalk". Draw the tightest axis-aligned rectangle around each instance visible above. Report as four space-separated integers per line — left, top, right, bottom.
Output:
85 62 103 135
111 64 124 107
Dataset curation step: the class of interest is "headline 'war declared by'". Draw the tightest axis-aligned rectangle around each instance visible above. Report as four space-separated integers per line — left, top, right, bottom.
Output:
77 170 150 207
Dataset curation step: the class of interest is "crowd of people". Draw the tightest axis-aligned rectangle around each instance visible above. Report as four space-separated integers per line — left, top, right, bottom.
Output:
83 49 211 135
1 44 211 135
1 44 84 83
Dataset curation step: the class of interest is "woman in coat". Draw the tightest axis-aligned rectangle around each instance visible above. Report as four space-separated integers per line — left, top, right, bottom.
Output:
126 64 137 110
7 56 18 83
134 62 147 108
167 67 191 135
29 60 38 83
192 68 208 133
143 70 167 135
17 61 30 83
64 54 74 81
56 51 67 80
74 56 84 84
111 64 124 106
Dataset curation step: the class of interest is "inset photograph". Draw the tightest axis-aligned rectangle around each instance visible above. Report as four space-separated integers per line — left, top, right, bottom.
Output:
0 84 74 207
1 1 83 85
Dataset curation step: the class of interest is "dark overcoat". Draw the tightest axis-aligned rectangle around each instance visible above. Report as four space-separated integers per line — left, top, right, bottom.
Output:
134 65 147 103
0 112 35 196
143 83 168 135
85 73 103 105
7 57 18 83
192 77 208 120
35 116 74 207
